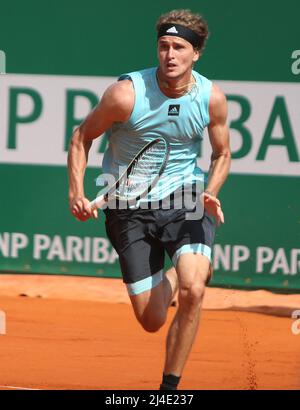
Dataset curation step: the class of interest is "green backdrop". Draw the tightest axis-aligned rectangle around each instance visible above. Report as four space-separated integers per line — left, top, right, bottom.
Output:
0 0 299 292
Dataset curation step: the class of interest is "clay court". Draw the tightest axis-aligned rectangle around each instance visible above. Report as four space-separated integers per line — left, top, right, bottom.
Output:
0 0 299 395
0 275 299 390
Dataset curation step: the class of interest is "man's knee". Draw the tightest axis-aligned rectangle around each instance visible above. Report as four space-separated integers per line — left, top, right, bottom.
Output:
130 295 167 333
179 281 206 309
137 313 166 333
129 281 168 333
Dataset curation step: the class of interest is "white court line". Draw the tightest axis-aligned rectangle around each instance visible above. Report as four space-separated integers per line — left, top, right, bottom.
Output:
0 310 6 335
0 385 42 390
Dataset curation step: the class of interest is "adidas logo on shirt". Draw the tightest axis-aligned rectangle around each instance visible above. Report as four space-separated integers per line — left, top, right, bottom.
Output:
166 26 178 34
168 104 180 116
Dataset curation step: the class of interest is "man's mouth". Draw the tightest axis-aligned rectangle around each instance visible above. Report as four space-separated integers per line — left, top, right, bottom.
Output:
166 63 177 69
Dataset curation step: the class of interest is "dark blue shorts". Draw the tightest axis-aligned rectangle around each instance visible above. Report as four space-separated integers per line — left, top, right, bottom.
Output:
104 206 215 295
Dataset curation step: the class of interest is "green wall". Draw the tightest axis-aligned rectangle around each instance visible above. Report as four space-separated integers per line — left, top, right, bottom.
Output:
1 0 299 292
1 0 299 81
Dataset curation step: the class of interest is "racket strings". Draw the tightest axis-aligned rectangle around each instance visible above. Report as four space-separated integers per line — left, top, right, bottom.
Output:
118 141 167 199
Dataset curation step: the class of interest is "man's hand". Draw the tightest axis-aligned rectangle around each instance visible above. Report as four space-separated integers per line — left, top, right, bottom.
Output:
70 197 98 221
203 191 224 226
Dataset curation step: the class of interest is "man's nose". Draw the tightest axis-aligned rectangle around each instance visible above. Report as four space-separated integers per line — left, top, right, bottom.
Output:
167 47 175 58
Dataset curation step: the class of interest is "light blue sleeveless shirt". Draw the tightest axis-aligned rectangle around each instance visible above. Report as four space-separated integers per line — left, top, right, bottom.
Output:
101 67 212 202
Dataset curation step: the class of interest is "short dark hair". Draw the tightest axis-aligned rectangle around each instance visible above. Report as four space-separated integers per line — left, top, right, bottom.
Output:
156 9 209 53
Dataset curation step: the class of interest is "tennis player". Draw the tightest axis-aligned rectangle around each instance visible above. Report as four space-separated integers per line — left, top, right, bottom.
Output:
68 9 231 390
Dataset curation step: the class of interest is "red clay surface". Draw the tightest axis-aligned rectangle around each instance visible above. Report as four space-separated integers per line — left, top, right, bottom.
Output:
0 278 299 390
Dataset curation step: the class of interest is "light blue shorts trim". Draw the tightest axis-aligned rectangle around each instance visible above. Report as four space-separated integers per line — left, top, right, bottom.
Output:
172 243 212 267
126 269 163 296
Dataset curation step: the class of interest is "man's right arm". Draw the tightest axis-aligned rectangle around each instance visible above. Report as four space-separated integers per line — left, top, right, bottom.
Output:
67 80 134 221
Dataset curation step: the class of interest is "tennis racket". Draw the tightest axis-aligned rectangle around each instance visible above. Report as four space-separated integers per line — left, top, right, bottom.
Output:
89 137 170 209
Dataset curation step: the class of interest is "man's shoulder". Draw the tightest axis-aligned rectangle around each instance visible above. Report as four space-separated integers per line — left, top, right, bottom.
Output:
193 70 212 86
104 79 134 101
101 67 155 117
100 80 134 121
119 67 156 82
208 83 228 124
209 83 227 108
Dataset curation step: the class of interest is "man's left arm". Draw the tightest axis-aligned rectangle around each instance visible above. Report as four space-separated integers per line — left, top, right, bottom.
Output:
205 84 231 224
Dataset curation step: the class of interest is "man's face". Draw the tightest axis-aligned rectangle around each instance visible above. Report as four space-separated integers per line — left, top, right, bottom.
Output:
157 36 200 79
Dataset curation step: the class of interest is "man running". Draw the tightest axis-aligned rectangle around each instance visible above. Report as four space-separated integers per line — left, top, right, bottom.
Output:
68 9 231 390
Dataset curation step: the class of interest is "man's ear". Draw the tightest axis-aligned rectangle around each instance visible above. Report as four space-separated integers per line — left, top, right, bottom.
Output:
193 50 200 63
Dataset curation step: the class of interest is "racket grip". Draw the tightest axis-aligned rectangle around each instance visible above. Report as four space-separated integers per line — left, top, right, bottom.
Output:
89 195 106 210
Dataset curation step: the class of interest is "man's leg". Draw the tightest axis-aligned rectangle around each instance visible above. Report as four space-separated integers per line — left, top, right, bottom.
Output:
129 267 178 333
161 253 210 388
163 267 179 308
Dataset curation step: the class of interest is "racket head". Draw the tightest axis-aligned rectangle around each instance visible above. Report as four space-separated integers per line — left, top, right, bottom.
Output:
108 137 170 203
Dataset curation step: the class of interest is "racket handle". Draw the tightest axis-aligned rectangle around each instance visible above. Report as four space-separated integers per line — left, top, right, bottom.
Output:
89 194 106 210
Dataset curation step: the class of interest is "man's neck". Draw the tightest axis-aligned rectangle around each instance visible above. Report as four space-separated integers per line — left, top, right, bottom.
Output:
156 68 195 98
